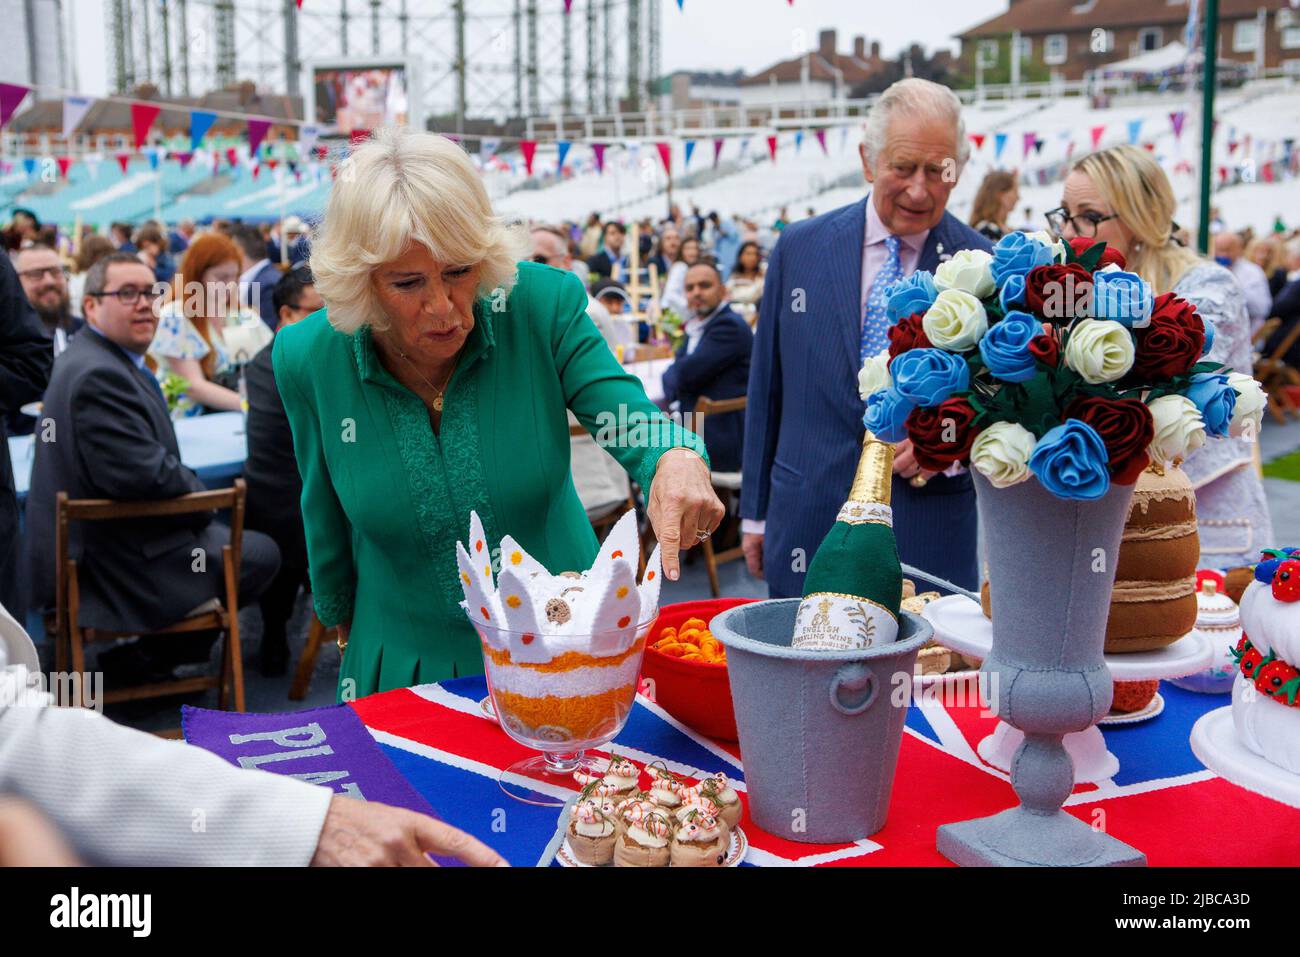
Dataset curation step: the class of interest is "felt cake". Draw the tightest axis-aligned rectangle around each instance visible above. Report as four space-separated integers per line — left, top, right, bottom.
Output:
1230 549 1300 775
1104 465 1200 652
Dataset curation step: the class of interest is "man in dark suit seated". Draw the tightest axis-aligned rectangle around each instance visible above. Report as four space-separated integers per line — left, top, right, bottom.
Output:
25 253 280 684
662 261 753 474
9 245 83 437
233 225 282 330
742 78 993 597
243 265 324 676
585 221 629 283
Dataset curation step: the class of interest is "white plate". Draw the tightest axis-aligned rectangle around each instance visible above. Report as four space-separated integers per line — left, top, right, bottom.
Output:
922 595 1215 680
557 825 748 867
1190 706 1300 808
1099 691 1165 725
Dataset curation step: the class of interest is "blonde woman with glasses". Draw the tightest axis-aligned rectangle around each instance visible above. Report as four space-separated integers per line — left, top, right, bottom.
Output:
1050 144 1273 568
274 128 722 698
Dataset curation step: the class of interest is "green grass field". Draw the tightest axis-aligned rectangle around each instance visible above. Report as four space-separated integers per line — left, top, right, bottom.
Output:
1263 448 1300 482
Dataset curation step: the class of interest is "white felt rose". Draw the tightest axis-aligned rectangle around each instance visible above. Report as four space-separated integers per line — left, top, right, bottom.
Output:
970 421 1036 488
1227 372 1266 437
922 289 988 352
1062 319 1135 384
858 348 892 400
1027 230 1068 263
934 249 996 299
1148 394 1207 465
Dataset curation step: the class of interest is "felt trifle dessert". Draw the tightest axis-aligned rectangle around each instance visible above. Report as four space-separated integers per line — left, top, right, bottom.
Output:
458 511 662 750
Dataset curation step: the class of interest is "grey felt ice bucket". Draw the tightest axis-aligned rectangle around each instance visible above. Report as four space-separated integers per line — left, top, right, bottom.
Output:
710 600 932 844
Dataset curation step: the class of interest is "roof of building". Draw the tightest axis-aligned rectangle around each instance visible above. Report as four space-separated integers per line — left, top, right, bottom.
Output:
956 0 1292 39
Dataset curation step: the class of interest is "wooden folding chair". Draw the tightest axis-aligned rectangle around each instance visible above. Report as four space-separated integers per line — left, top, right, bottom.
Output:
692 395 747 597
53 479 249 713
289 607 335 701
1255 320 1300 424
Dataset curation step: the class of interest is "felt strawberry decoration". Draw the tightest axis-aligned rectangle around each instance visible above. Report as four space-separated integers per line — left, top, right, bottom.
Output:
1253 659 1300 702
1240 646 1264 679
1272 559 1300 603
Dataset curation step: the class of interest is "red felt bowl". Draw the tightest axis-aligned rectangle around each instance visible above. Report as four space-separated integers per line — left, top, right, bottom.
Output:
640 597 757 742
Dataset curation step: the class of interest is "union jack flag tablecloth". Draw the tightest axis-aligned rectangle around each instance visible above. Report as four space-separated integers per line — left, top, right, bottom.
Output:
185 675 1300 866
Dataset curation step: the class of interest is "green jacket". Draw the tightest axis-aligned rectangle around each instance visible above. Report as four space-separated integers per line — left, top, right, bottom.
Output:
273 262 706 699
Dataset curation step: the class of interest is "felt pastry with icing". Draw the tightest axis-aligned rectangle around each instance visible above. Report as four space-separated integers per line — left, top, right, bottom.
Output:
567 798 617 865
695 773 742 830
574 755 641 796
669 809 729 867
613 804 673 867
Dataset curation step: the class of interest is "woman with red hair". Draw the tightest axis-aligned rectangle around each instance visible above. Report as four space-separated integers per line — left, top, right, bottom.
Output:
151 232 269 412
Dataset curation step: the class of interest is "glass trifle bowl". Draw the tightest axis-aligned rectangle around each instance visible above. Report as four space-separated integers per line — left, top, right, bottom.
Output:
475 616 657 805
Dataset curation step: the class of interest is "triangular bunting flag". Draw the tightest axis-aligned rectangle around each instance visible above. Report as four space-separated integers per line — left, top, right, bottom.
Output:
656 141 672 175
115 153 131 174
684 140 696 168
1090 124 1106 150
565 0 574 10
21 157 37 178
247 117 272 156
970 132 986 150
766 135 778 161
591 142 606 173
146 148 161 171
0 83 32 128
190 110 217 151
1170 110 1186 140
479 137 500 163
815 128 827 154
1127 118 1142 145
993 131 1008 160
556 141 571 173
712 138 724 168
520 140 537 175
55 156 73 179
63 96 93 138
226 147 240 168
298 123 321 159
1033 137 1045 155
130 103 161 149
1022 131 1036 159
795 130 804 153
174 151 194 168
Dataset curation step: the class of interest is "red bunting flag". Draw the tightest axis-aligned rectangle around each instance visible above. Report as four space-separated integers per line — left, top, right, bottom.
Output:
115 152 131 174
1089 124 1105 150
970 132 986 150
656 142 672 175
1218 165 1228 183
130 103 161 150
251 163 260 180
1227 140 1238 156
296 0 302 6
591 142 606 173
1262 162 1275 183
815 128 827 155
520 140 537 175
1143 141 1155 152
55 156 72 178
226 147 239 167
766 135 778 161
266 158 279 170
712 138 724 168
315 145 329 160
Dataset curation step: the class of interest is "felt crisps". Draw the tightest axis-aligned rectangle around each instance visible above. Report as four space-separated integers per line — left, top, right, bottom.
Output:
651 618 726 664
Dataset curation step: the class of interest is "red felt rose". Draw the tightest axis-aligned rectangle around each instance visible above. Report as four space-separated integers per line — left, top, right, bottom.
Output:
1023 263 1094 322
1129 293 1205 382
1067 237 1127 271
1064 396 1154 485
1028 333 1060 367
887 312 931 362
1254 659 1300 701
905 397 978 473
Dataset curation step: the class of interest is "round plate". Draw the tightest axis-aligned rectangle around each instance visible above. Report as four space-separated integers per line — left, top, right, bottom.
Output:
1099 691 1165 725
1191 706 1300 808
556 825 747 867
922 595 1215 680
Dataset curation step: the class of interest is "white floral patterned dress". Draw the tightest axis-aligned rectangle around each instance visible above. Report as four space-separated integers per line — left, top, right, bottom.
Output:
1175 261 1275 569
150 301 271 414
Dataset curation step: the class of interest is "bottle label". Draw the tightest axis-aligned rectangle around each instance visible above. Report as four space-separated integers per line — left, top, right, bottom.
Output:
792 593 899 651
835 501 893 526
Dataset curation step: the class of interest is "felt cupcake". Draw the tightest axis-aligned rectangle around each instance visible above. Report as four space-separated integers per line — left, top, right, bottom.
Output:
697 773 742 830
613 804 673 867
567 800 617 865
648 775 686 810
574 754 641 797
675 793 725 829
669 809 729 867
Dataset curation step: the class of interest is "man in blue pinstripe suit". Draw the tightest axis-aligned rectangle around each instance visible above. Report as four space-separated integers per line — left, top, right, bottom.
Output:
741 79 992 599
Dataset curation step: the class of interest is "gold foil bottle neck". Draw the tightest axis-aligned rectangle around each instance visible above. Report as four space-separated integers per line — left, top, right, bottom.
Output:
849 432 894 506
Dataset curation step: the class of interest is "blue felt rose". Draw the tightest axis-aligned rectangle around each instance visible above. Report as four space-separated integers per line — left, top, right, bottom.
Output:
990 232 1055 289
999 273 1027 311
891 347 971 407
1201 316 1216 356
978 311 1040 383
1027 420 1112 500
1092 271 1154 328
1185 372 1237 437
885 271 938 324
862 387 915 442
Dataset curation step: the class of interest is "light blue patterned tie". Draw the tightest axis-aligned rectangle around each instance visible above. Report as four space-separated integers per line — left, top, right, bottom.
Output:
861 234 902 364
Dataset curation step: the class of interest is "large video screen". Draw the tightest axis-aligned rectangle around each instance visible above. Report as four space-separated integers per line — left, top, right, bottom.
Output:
312 65 410 134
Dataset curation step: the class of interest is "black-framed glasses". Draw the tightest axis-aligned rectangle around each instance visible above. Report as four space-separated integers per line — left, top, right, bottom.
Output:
1045 206 1117 238
87 286 163 306
17 265 69 282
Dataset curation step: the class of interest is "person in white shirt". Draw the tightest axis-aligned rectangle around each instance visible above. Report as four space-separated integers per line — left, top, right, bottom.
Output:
1214 231 1273 330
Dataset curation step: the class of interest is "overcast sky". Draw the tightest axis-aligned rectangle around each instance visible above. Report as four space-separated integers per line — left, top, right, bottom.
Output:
67 0 1010 97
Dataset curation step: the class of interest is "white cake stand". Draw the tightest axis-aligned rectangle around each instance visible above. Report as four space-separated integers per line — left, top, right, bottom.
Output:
923 594 1215 784
1190 706 1300 808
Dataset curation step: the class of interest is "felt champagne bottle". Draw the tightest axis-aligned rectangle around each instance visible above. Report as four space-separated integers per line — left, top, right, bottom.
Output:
791 432 902 650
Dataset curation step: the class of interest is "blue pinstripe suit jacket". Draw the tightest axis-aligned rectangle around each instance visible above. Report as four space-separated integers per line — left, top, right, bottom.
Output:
741 196 993 598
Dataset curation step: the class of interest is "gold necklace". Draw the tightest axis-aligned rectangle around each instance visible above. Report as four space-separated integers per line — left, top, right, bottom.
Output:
391 342 458 412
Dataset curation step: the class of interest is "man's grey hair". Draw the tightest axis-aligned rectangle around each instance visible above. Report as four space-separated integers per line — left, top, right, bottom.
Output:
529 224 568 258
862 77 969 170
83 252 152 297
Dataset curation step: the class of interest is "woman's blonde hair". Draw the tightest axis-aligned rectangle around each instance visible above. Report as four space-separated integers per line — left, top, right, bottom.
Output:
1071 144 1200 295
1245 234 1283 276
311 127 529 333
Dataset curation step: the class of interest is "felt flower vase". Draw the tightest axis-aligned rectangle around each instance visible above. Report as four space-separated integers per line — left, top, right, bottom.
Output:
936 470 1148 866
711 600 933 844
